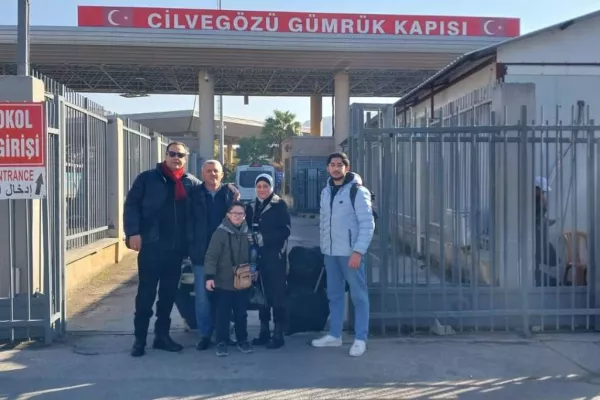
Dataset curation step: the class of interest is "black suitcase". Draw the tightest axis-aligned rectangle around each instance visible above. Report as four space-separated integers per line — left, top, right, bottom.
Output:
287 246 325 289
285 266 329 336
175 258 198 331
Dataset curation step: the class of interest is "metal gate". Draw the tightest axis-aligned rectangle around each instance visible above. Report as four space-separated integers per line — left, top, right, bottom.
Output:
0 94 66 343
349 102 600 335
294 168 327 212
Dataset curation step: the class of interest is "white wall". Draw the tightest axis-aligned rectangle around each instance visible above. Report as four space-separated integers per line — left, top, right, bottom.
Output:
498 14 600 64
408 64 497 121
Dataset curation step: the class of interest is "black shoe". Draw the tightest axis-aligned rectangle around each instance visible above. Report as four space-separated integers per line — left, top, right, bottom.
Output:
266 324 285 349
252 322 271 346
153 334 183 352
216 342 228 357
196 337 212 351
131 338 146 357
237 340 254 354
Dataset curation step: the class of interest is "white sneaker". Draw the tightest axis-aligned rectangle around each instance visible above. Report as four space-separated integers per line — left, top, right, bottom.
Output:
349 340 366 357
311 334 342 348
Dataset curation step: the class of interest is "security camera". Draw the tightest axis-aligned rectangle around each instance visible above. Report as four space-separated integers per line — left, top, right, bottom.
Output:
203 72 209 82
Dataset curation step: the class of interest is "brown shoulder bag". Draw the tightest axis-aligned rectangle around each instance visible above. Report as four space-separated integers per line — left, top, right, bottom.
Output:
228 233 252 290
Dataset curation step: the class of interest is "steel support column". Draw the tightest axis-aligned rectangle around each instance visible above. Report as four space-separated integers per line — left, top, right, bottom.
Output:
334 72 350 149
198 71 215 163
310 94 322 136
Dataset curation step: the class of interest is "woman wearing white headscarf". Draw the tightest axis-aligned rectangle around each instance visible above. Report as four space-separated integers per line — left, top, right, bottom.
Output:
245 173 291 349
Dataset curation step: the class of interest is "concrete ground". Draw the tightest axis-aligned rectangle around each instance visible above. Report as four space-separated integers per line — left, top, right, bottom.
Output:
2 217 600 399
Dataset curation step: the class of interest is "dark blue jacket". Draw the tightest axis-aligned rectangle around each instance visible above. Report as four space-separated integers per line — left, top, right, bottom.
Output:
188 183 236 265
123 164 201 248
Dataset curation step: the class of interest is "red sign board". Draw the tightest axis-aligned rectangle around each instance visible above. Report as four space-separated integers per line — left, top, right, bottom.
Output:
0 103 45 167
0 103 47 199
77 6 520 37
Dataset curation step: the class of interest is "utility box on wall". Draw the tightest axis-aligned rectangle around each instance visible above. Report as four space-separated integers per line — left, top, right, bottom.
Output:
281 136 334 211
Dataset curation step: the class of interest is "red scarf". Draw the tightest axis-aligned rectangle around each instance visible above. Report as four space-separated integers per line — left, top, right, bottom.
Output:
160 162 187 200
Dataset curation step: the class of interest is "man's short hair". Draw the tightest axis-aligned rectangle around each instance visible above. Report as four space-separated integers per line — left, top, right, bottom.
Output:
327 152 350 167
166 141 188 153
202 159 223 171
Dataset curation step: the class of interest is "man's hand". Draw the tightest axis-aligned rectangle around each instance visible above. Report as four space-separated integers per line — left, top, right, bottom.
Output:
349 252 362 269
247 234 254 244
228 183 241 201
205 280 215 291
128 235 142 252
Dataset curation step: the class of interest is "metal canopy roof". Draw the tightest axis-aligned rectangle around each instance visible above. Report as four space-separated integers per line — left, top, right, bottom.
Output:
120 110 312 146
0 26 507 97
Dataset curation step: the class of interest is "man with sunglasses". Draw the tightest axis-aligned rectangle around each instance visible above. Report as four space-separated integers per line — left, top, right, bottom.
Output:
124 142 200 357
189 159 241 351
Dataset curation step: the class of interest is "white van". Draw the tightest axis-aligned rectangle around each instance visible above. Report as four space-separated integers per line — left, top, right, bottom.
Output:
235 163 276 202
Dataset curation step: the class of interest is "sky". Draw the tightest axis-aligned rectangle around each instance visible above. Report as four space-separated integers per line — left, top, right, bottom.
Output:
1 0 599 123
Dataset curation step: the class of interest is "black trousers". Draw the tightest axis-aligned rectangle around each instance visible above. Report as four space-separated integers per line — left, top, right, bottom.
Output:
134 246 183 339
257 254 287 325
215 288 249 344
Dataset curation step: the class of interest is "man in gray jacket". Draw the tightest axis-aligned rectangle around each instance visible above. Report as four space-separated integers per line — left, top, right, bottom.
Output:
312 152 375 357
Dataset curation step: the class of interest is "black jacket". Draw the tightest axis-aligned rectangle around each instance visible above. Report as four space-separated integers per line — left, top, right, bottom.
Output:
123 164 200 247
189 183 237 265
245 194 291 262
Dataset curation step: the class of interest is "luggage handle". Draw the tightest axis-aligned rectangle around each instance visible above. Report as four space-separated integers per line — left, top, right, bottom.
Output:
314 267 325 293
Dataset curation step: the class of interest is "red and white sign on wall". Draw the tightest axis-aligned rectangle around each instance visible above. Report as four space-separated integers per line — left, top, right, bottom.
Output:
0 103 47 200
77 6 520 37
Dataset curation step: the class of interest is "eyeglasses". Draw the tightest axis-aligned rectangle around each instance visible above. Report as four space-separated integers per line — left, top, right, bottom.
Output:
228 211 245 217
167 151 187 159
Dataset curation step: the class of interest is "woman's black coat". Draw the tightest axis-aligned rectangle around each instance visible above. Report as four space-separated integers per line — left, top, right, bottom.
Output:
245 194 291 267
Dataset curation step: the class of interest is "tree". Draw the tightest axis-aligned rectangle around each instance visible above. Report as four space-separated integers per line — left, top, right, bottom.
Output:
236 136 271 164
260 110 302 163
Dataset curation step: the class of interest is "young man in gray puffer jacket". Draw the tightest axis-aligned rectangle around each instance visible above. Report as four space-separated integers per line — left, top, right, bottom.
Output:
312 152 375 357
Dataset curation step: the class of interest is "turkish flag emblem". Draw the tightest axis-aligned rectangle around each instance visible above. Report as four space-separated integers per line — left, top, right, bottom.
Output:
482 19 508 36
104 8 134 27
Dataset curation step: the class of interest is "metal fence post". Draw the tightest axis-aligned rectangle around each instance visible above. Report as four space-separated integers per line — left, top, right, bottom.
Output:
379 133 393 334
56 95 67 335
591 119 600 330
518 105 531 337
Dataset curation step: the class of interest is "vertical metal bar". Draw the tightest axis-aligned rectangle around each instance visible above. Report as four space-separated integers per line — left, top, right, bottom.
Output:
25 198 32 339
8 199 15 341
470 127 479 332
555 107 562 331
502 107 509 331
570 106 579 331
57 95 67 334
540 108 548 331
423 131 432 329
410 134 417 333
586 120 594 330
518 105 531 337
440 132 447 328
489 111 496 332
591 120 599 331
42 184 52 344
17 0 30 76
393 134 402 334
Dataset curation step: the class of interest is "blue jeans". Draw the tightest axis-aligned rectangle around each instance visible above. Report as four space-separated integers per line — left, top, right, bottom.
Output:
193 265 213 338
324 255 370 341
